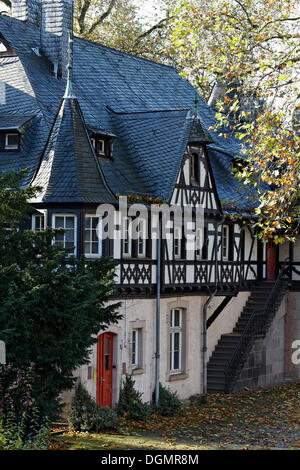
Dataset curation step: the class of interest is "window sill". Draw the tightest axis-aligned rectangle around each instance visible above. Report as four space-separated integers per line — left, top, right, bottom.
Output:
131 367 145 376
168 372 188 382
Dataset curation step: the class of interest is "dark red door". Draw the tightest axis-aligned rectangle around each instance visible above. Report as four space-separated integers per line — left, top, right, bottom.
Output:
266 241 276 281
96 333 114 407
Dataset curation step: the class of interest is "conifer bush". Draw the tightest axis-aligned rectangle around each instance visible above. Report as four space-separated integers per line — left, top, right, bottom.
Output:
69 383 117 432
117 375 152 422
153 383 182 416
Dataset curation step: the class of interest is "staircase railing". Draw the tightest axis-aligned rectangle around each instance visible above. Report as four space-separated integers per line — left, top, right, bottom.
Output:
224 262 288 393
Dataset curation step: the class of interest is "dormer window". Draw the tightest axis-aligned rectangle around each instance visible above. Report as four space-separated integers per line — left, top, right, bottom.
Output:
91 134 111 158
91 137 105 156
5 132 19 150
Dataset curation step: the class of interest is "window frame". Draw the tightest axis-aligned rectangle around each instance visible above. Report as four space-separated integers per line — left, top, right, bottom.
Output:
84 214 102 258
32 212 46 232
131 329 139 368
4 132 19 150
169 308 183 374
91 135 107 157
222 224 230 261
195 227 203 260
52 213 77 256
174 226 182 259
137 218 146 258
122 216 132 257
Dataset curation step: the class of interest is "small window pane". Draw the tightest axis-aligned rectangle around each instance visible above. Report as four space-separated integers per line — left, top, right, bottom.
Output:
5 133 19 149
66 217 75 229
105 338 110 371
55 217 64 229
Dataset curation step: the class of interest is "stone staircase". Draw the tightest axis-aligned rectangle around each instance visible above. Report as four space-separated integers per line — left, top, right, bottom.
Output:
207 281 287 393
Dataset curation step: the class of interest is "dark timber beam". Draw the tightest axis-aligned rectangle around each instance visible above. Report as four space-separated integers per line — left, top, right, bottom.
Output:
207 296 233 329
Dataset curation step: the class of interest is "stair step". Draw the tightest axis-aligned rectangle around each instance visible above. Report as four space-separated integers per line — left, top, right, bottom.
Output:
207 281 287 393
207 384 226 392
209 376 225 387
214 347 238 355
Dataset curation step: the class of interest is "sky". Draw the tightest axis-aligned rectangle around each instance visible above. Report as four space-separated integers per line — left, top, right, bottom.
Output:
134 0 165 23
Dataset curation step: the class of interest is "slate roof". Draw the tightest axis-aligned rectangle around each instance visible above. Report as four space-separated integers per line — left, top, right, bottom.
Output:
208 147 259 215
0 13 251 209
30 97 115 204
0 115 34 129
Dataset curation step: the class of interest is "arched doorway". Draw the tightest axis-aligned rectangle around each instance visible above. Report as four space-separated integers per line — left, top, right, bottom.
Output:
96 332 114 407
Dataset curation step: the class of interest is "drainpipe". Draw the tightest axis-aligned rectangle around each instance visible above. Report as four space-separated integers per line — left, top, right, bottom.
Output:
155 214 161 405
202 215 224 395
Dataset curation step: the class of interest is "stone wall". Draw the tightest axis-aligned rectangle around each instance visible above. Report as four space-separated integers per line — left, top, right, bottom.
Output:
234 296 286 391
285 291 300 380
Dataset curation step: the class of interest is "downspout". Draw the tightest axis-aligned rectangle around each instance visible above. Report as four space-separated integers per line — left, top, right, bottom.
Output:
202 215 225 395
155 214 161 405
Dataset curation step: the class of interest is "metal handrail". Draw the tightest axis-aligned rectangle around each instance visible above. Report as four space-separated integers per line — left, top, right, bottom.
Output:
224 261 288 392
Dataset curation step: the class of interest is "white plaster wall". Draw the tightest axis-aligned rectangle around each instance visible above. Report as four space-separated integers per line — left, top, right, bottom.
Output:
75 295 205 407
207 292 250 359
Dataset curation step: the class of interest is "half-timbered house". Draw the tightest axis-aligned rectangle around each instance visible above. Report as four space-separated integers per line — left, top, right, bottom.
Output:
0 0 299 407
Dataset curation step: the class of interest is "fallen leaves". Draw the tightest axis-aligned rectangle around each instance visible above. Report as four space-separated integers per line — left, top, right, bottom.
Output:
51 381 300 451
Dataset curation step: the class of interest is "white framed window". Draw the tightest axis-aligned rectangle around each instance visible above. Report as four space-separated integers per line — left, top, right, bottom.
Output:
195 227 203 259
122 216 131 257
174 227 181 259
52 214 77 256
84 215 102 257
130 321 145 373
99 139 105 155
137 218 146 257
5 132 19 150
32 213 45 232
132 329 139 368
170 309 182 373
91 137 105 156
222 225 229 260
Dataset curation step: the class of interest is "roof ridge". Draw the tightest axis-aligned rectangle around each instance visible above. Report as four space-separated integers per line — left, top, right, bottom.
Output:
107 106 190 116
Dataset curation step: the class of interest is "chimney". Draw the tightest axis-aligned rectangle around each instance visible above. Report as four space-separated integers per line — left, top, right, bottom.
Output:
12 0 42 24
41 0 73 79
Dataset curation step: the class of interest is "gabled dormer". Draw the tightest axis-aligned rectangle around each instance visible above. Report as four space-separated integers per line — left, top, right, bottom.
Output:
90 132 115 160
0 115 34 152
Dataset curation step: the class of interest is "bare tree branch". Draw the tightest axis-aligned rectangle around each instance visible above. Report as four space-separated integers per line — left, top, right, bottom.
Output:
77 0 91 34
134 15 172 44
88 0 118 35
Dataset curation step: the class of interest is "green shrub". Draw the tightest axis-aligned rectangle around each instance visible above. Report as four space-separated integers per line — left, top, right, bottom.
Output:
69 383 117 432
153 383 182 416
117 375 151 422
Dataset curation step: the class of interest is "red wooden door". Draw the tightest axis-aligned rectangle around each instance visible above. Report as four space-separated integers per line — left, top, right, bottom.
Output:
96 333 114 407
266 241 276 281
